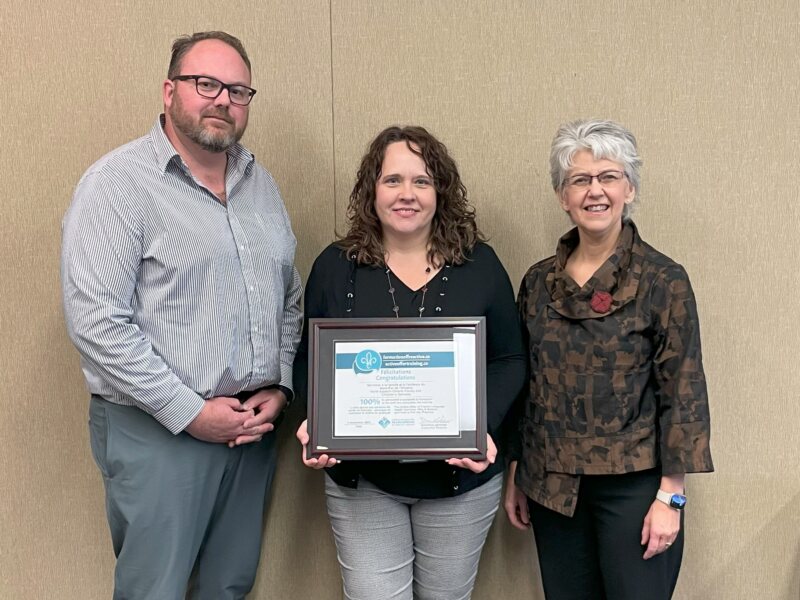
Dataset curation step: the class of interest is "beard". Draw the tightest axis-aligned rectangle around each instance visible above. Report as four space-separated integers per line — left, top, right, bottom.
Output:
169 93 247 153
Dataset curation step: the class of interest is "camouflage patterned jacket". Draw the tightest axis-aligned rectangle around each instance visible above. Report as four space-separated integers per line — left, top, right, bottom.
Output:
513 222 713 517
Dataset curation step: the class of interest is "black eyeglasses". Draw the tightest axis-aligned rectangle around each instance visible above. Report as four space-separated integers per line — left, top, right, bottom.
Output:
171 75 257 106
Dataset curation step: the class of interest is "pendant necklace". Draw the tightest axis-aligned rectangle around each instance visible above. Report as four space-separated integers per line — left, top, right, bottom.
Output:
386 266 431 318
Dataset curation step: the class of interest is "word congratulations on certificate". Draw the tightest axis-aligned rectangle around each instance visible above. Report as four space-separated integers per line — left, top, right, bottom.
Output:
333 340 469 437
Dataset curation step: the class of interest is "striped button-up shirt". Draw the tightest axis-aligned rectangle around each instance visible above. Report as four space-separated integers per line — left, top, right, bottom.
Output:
61 116 303 434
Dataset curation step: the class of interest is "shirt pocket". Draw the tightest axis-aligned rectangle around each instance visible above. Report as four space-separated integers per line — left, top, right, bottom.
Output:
253 211 297 266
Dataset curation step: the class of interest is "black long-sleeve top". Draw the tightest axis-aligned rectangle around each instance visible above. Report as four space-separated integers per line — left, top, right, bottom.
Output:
294 242 527 498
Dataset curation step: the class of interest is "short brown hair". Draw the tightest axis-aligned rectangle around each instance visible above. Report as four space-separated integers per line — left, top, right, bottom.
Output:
338 126 484 267
167 31 251 79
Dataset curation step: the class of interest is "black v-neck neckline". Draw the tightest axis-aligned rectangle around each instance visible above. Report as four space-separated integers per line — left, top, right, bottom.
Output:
386 267 442 293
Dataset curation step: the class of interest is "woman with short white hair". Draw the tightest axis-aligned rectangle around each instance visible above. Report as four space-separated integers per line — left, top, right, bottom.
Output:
505 119 714 599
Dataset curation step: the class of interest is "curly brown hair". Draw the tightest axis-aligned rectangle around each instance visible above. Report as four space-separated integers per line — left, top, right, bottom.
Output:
337 126 484 267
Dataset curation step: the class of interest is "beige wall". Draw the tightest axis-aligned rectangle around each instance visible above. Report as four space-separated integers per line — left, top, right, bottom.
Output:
1 1 798 598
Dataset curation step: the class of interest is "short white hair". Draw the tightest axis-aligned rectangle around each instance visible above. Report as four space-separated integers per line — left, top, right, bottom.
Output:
550 119 642 220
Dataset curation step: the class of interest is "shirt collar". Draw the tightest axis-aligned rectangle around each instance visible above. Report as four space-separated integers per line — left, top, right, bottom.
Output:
547 221 644 319
150 114 255 175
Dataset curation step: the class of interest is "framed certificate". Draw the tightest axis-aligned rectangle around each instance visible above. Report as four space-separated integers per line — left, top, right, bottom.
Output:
306 317 487 461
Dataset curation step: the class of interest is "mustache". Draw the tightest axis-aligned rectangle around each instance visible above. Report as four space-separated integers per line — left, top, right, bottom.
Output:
201 108 233 124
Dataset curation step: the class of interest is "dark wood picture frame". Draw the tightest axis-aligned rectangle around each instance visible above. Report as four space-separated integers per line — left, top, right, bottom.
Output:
306 317 487 461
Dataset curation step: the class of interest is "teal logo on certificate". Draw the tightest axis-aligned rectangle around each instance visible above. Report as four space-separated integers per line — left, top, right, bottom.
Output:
333 341 461 437
354 349 382 374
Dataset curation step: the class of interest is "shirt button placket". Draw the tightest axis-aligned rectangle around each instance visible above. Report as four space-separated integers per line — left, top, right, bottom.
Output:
229 208 264 377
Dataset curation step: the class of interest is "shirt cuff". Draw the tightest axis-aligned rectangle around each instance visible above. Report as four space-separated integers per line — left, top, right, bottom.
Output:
279 362 294 398
151 386 206 435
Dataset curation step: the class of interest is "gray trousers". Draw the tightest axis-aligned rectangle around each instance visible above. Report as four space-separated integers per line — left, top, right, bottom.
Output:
324 473 502 600
89 396 278 600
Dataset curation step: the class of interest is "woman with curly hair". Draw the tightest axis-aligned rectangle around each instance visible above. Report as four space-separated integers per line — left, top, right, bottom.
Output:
295 125 526 600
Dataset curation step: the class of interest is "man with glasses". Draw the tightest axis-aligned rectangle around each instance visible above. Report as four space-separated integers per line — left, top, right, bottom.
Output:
61 31 302 599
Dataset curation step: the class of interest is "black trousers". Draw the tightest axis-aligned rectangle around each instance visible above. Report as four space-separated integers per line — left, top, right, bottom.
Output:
529 468 684 600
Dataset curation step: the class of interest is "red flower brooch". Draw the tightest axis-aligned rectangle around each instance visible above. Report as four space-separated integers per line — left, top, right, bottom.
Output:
590 291 613 313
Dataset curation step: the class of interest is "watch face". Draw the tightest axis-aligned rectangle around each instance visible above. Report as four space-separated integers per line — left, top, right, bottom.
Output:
670 494 687 510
